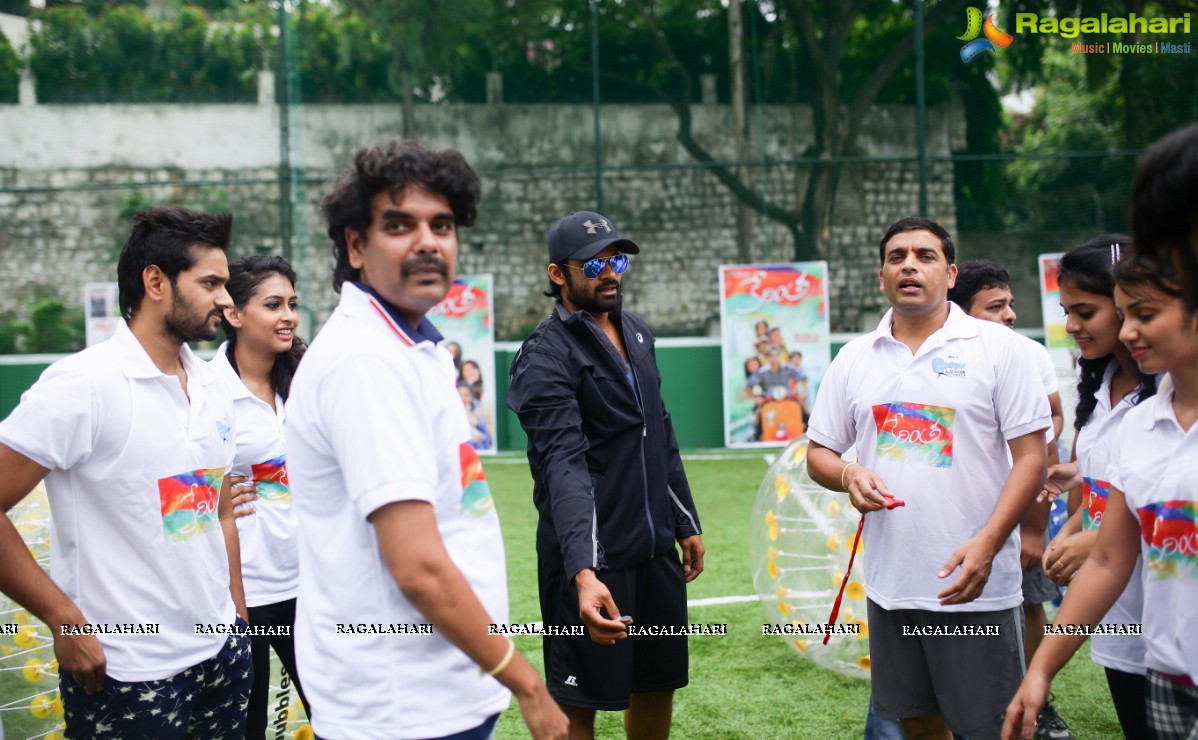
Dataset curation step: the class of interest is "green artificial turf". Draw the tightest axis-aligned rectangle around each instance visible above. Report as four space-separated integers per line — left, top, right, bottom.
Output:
488 452 1121 739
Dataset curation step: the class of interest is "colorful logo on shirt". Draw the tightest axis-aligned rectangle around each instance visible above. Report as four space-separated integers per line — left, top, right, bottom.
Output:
216 420 231 441
459 443 495 517
931 356 967 379
251 456 290 505
872 402 955 468
158 467 224 542
1081 477 1110 531
1136 500 1198 579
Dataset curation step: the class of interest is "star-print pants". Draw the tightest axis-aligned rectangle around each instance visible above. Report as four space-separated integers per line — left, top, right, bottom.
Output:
60 625 254 739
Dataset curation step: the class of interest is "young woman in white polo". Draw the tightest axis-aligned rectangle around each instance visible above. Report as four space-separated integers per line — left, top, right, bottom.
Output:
1041 238 1154 736
1006 253 1198 739
210 255 311 739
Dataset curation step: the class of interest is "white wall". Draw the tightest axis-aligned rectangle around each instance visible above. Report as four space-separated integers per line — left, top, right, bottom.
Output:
0 11 30 54
0 101 963 171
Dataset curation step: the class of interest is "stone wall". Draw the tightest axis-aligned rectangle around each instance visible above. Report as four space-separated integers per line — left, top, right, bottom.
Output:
0 101 963 337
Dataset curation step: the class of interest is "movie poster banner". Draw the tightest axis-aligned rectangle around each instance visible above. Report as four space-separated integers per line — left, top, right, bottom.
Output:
719 262 831 448
84 282 121 347
428 274 497 454
1039 252 1078 452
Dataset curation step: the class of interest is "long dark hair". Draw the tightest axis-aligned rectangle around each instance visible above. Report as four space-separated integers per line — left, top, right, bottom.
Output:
1057 234 1155 430
220 255 307 401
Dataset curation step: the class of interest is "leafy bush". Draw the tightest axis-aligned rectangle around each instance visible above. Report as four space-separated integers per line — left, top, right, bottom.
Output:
0 0 30 16
0 294 85 354
29 4 263 102
0 29 18 103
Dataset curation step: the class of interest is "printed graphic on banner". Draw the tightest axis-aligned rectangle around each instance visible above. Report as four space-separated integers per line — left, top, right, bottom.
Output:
1040 252 1079 455
718 263 831 448
1136 500 1198 579
1039 254 1071 351
459 442 496 517
428 275 497 454
251 456 290 505
158 467 224 541
872 402 955 468
84 282 121 347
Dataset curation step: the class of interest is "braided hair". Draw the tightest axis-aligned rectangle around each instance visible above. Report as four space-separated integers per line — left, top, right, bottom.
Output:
1057 235 1155 430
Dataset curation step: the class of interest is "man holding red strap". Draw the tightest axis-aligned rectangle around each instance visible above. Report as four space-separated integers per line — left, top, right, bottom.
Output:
806 217 1050 740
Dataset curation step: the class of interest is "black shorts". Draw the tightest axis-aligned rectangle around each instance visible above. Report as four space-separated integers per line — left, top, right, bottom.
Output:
538 551 689 710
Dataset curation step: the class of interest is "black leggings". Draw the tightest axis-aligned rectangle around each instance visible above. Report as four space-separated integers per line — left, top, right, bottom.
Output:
246 598 312 740
1105 666 1149 739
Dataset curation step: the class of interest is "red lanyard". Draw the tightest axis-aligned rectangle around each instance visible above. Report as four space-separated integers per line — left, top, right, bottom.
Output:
824 494 905 645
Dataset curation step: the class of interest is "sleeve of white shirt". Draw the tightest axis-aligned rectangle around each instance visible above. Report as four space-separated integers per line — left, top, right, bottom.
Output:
1026 339 1059 443
1104 413 1132 493
0 362 95 470
805 348 855 454
321 354 439 521
993 333 1052 440
1032 340 1059 394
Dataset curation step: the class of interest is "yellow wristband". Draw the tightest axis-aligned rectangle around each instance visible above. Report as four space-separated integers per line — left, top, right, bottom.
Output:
840 462 859 491
484 639 516 677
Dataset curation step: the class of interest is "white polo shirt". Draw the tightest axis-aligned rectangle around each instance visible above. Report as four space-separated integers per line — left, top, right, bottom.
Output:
0 321 237 681
807 303 1050 612
1108 373 1198 680
1075 362 1146 674
1021 334 1059 444
209 344 299 608
286 283 510 739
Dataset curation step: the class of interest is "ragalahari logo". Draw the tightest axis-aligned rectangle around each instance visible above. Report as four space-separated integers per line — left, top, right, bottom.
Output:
958 7 1014 62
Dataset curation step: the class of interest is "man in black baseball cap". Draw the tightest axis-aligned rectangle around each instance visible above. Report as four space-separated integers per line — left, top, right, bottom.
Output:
547 210 641 264
509 210 705 740
540 211 640 317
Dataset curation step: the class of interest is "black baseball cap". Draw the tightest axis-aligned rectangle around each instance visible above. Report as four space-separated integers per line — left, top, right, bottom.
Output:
547 211 641 263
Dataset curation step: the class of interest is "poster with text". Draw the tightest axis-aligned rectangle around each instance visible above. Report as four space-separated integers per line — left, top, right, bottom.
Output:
1039 252 1078 452
719 262 831 448
84 282 121 347
429 274 497 454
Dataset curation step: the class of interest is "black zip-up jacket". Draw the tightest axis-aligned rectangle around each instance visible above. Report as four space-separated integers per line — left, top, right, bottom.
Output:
508 302 702 582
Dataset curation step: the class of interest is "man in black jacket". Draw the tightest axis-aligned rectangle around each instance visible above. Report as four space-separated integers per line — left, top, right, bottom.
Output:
508 210 705 740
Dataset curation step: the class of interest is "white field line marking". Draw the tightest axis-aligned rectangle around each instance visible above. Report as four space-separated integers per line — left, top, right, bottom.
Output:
687 594 759 607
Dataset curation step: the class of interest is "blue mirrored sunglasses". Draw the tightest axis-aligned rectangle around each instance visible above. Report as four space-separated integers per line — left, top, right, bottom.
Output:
566 253 630 280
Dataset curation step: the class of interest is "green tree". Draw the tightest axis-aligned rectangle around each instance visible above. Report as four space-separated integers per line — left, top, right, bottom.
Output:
998 0 1198 232
337 0 494 133
44 0 144 15
494 0 975 259
0 30 18 103
290 4 393 103
28 5 96 102
1005 44 1124 230
0 0 28 15
92 4 157 100
29 3 259 101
